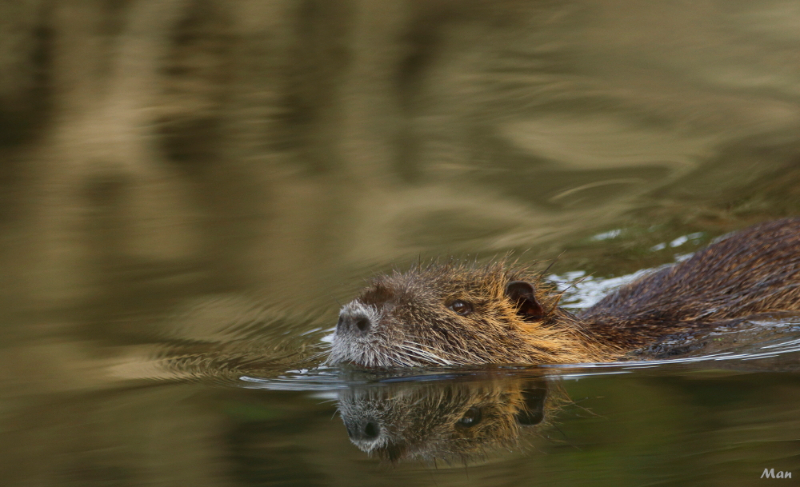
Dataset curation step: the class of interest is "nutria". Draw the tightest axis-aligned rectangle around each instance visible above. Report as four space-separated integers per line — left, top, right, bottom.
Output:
327 218 800 367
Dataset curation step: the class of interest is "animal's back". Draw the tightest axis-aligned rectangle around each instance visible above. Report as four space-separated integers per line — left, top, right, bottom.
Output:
582 218 800 345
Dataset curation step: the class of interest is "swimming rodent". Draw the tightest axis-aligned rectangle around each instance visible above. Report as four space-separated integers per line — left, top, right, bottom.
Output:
327 218 800 367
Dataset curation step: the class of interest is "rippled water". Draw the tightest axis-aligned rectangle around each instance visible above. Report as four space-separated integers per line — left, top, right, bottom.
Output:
2 1 800 485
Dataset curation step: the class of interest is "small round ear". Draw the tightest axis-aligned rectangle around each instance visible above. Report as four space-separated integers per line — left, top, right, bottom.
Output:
505 281 544 320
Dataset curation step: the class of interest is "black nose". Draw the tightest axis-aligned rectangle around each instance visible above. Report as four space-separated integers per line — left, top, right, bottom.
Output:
337 312 371 335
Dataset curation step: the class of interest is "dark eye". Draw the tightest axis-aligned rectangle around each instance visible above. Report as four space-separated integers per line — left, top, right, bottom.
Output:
456 407 482 428
448 299 473 316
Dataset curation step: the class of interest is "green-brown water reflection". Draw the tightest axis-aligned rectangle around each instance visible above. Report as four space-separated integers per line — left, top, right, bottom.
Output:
2 0 800 485
333 372 553 463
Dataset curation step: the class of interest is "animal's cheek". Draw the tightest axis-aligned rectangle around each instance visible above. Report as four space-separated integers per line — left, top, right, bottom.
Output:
371 314 399 334
380 308 415 329
465 309 508 329
374 313 425 341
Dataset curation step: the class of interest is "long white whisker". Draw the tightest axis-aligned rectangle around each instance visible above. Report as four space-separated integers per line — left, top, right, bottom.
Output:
399 343 455 366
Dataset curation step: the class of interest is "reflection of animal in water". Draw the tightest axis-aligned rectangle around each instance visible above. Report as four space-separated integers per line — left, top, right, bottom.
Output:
329 219 800 367
336 377 555 463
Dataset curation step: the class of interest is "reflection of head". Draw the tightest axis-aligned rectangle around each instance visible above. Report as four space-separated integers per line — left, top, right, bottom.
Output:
336 376 557 464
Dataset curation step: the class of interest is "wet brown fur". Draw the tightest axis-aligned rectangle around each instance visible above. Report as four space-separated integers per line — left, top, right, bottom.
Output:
337 377 559 463
330 218 800 366
583 218 800 350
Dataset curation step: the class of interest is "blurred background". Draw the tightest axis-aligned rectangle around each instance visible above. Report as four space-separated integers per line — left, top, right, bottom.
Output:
1 1 799 485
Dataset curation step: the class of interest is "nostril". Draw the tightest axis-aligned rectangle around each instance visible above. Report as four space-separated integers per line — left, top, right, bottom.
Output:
336 307 373 336
363 421 380 439
347 420 381 441
355 317 370 333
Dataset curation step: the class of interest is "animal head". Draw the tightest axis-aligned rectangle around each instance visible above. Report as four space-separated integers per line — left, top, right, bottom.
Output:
328 261 604 367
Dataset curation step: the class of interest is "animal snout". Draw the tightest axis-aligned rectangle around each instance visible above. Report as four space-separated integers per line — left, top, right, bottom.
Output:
336 310 372 336
345 419 381 441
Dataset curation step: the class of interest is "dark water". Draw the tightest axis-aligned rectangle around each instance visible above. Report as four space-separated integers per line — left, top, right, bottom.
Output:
2 1 800 485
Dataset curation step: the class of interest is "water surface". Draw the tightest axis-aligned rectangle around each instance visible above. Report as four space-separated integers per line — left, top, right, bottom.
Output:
1 1 800 485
